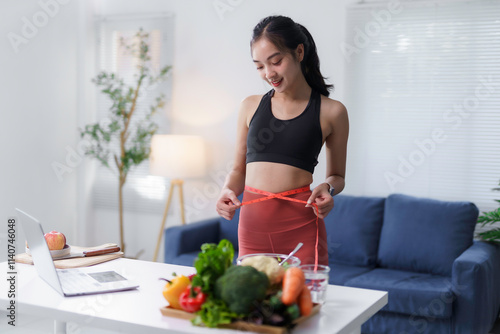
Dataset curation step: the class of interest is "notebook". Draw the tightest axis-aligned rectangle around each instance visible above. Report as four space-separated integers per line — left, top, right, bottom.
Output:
16 208 139 297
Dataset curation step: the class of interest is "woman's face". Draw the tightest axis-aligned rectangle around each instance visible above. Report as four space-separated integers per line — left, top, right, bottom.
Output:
251 37 303 93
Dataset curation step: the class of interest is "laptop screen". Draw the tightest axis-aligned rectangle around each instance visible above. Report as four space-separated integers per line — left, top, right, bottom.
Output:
16 208 65 295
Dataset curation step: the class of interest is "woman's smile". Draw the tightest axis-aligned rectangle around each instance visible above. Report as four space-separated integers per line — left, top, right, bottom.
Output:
270 78 283 87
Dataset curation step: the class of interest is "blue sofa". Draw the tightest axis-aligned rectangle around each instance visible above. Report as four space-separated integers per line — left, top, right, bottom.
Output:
163 193 500 333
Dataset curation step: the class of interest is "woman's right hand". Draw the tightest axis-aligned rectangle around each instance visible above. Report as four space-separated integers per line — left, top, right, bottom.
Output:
216 189 241 220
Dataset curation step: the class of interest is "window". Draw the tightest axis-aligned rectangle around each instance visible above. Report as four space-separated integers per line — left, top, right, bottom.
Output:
92 14 174 212
344 0 500 212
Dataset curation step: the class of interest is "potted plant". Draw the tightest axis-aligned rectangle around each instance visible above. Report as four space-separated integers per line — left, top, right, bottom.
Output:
476 180 500 243
80 28 171 253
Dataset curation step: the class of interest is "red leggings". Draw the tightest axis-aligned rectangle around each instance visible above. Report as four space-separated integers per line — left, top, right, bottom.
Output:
238 185 329 266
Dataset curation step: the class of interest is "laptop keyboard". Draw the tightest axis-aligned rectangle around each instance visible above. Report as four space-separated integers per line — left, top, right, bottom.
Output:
59 270 103 295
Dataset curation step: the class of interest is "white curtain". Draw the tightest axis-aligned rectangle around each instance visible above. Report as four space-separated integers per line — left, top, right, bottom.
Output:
344 0 500 212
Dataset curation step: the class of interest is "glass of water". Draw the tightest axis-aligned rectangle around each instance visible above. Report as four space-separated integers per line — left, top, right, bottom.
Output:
299 264 330 304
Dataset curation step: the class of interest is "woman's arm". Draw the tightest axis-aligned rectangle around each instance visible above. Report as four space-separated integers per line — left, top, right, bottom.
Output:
323 99 349 196
307 99 349 218
216 95 260 220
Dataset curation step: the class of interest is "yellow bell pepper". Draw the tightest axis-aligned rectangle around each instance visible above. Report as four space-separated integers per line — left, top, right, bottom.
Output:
160 275 191 310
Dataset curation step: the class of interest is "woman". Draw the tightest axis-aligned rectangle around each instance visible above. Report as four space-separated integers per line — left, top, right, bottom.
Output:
216 15 349 266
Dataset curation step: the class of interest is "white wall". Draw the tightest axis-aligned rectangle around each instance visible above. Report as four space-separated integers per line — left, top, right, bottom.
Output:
0 0 353 262
0 0 84 261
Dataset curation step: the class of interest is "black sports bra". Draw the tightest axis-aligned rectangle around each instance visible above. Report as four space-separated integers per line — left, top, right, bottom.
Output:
246 89 323 174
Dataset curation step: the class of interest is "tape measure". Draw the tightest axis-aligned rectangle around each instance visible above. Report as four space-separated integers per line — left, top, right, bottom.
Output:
241 185 320 268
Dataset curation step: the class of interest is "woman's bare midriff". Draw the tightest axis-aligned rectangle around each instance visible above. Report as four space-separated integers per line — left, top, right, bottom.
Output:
245 161 313 193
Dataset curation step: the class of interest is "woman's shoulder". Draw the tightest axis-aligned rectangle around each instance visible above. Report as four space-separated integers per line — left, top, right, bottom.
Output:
319 95 349 138
241 94 264 106
238 94 266 126
239 94 265 114
320 95 348 119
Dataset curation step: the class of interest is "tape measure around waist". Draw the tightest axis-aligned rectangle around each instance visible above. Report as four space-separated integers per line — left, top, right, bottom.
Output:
241 185 319 269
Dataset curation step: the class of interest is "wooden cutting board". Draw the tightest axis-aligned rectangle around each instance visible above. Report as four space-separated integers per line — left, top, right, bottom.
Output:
160 304 321 334
15 243 124 269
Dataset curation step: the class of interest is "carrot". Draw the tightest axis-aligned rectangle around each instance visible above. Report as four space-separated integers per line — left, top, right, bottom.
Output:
281 267 305 305
298 285 313 316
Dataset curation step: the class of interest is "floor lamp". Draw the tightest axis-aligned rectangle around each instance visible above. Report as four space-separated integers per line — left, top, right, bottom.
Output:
150 134 206 262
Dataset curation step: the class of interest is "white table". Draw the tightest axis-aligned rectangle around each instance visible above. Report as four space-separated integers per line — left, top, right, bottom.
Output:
0 259 387 334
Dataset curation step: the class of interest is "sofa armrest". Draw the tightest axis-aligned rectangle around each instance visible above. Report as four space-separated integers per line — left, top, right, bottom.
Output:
163 218 220 264
452 240 500 333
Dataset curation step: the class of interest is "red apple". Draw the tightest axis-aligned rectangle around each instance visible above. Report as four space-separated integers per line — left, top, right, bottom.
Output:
44 231 66 250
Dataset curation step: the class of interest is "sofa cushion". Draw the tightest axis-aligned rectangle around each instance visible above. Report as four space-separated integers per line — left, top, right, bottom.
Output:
361 310 453 334
171 251 200 267
377 194 478 276
345 268 455 319
326 195 385 266
164 218 220 265
328 263 374 285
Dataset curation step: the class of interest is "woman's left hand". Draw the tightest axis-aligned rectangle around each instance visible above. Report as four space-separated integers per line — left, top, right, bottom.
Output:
305 183 334 218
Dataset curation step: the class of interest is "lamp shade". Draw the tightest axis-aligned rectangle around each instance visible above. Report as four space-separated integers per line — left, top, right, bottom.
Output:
150 135 206 179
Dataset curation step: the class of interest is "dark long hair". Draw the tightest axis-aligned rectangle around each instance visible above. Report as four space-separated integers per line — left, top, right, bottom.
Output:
251 15 333 97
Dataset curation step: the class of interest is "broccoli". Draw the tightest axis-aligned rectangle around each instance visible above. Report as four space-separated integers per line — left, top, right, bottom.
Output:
214 265 270 315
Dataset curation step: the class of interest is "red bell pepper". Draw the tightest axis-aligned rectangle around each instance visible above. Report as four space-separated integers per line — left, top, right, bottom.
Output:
179 285 207 313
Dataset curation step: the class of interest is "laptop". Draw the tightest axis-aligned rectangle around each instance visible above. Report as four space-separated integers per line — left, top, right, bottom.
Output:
16 208 139 296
